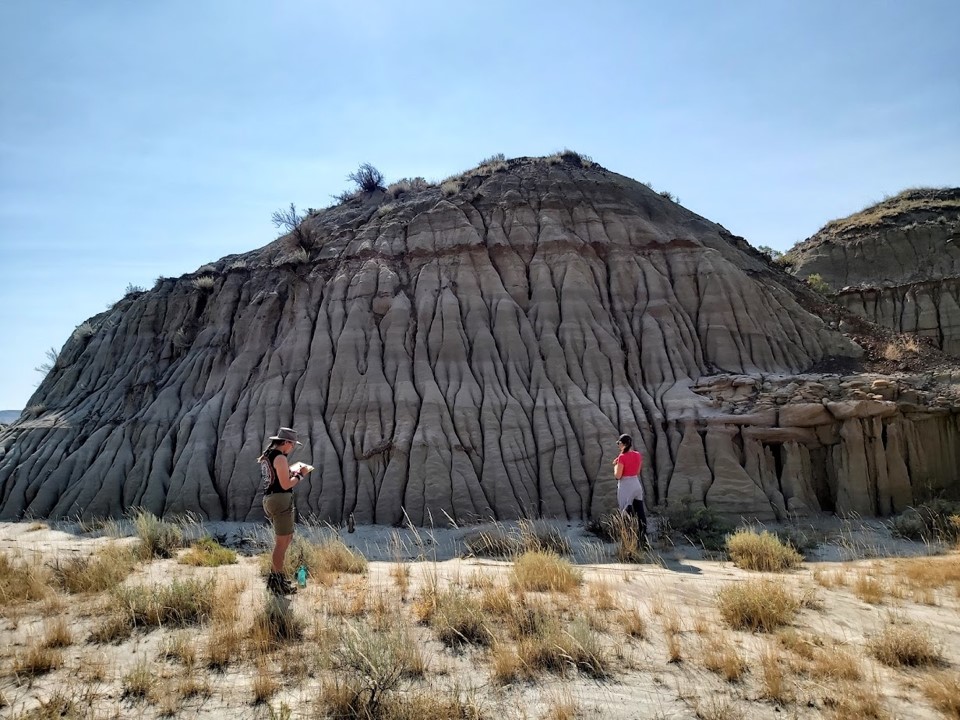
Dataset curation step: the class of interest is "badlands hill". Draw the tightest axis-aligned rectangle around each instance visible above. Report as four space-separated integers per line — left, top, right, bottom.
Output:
1 155 958 524
788 188 960 355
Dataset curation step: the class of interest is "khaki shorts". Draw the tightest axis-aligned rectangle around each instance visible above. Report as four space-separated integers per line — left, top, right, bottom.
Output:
263 493 296 536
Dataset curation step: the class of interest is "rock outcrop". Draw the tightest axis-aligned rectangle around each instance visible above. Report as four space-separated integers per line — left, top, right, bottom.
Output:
1 157 958 524
789 188 960 355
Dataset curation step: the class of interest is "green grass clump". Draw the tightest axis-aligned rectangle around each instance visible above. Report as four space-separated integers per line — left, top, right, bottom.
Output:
133 510 183 558
664 499 733 552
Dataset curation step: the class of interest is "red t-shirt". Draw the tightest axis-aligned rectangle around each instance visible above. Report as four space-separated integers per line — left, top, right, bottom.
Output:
616 449 642 477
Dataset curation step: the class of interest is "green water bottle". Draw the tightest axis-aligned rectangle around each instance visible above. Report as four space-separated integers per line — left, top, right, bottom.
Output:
296 565 307 588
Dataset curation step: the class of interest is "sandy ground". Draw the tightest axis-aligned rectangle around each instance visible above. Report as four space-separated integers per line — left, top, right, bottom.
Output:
1 516 958 720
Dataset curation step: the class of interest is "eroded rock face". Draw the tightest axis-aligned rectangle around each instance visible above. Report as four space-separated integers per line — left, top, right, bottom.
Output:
789 188 960 355
690 373 960 518
1 158 957 523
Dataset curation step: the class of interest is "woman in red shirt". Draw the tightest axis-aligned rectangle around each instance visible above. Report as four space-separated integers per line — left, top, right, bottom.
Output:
612 433 647 544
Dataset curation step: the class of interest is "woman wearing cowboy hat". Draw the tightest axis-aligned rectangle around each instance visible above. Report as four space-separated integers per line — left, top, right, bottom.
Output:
259 427 305 594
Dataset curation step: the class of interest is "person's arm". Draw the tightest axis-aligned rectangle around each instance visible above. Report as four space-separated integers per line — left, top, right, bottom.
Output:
273 455 300 491
613 455 624 480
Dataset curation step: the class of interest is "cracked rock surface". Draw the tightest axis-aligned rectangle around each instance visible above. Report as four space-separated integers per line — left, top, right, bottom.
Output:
1 159 958 524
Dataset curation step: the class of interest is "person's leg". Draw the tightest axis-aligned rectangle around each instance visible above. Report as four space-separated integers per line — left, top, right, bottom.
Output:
264 494 297 593
632 499 648 544
272 533 293 573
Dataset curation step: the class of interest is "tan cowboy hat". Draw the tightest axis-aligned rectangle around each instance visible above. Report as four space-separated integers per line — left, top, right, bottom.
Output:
269 427 302 446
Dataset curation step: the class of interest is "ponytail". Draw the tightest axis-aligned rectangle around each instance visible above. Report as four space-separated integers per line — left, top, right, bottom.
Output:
257 439 283 463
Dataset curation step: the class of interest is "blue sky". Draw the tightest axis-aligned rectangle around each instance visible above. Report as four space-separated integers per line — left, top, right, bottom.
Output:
1 1 958 410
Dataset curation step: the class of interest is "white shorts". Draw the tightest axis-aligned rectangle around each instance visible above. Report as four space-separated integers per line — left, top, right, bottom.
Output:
617 476 644 511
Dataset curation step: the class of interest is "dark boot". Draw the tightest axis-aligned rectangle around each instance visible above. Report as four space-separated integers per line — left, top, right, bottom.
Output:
267 571 296 595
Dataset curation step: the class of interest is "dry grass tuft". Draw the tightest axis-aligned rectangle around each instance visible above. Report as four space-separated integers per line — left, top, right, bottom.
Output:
588 580 617 611
541 689 580 720
12 642 63 678
725 529 803 572
868 622 942 667
316 677 484 720
853 569 891 604
176 674 212 701
8 691 83 719
50 542 138 594
810 645 862 681
250 594 305 651
0 554 50 606
506 598 556 644
205 622 244 669
516 620 612 679
40 617 72 648
895 554 960 595
921 670 960 719
618 606 647 639
390 562 411 598
178 536 237 566
511 551 582 593
479 585 515 617
702 633 747 681
91 577 218 642
121 659 155 700
428 590 493 647
694 694 744 720
271 536 367 578
464 520 571 558
441 180 463 197
490 642 529 684
757 646 792 703
716 579 799 632
391 687 487 719
813 567 847 588
822 680 890 720
252 663 279 704
160 632 196 667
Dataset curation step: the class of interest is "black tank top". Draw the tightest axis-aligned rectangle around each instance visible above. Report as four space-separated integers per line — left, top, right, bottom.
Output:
260 448 289 495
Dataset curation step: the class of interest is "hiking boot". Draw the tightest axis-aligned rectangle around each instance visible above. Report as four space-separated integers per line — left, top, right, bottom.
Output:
266 572 296 595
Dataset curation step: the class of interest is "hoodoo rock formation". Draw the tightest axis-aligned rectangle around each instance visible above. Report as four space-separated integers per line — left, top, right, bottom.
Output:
1 156 958 524
789 188 960 355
